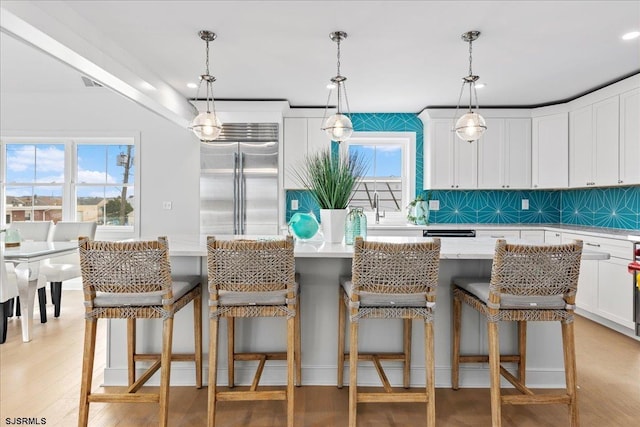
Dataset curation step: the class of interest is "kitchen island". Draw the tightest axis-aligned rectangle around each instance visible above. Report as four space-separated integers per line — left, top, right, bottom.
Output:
102 235 608 389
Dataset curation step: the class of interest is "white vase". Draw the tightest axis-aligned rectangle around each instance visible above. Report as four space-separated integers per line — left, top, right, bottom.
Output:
320 209 347 243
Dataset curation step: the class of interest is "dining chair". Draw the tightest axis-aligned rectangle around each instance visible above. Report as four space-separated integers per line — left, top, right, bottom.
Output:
1 240 22 344
77 236 203 427
206 236 300 427
6 221 52 322
337 237 441 427
38 221 97 318
451 239 583 427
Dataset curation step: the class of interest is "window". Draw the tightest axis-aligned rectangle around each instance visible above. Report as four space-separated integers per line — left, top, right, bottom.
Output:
2 136 138 235
345 132 415 221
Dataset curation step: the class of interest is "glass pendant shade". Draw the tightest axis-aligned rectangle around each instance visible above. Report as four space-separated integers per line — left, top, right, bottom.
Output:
454 112 486 142
324 113 353 142
190 111 222 142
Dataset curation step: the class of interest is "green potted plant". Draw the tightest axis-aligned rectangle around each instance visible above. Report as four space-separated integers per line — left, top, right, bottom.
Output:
292 147 367 242
407 191 431 225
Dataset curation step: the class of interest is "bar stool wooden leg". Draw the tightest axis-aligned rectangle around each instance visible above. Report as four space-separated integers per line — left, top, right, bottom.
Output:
208 317 220 427
287 315 295 427
451 293 462 390
403 318 412 389
127 318 136 386
518 320 527 384
227 317 235 388
158 317 174 427
193 294 203 389
488 320 502 427
562 320 579 427
348 319 359 427
425 320 435 427
295 293 302 387
78 319 97 427
337 289 346 388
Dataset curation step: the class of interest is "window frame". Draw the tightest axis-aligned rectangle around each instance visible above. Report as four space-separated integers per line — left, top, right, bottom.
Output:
343 131 416 221
1 132 140 238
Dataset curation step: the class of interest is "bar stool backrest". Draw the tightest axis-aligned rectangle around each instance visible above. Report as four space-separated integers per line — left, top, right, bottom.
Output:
489 239 583 304
352 236 441 297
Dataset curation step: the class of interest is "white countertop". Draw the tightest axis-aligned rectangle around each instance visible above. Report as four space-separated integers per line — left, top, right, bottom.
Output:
164 235 609 260
367 222 640 241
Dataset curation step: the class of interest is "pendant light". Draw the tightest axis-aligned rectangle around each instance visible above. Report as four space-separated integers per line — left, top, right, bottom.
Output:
453 30 487 143
322 31 353 143
189 30 222 143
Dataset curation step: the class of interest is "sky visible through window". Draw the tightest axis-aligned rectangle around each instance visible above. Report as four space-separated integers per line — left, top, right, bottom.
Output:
6 144 134 198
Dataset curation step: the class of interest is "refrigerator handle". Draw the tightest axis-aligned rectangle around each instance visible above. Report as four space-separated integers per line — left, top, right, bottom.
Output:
233 152 238 234
239 152 245 234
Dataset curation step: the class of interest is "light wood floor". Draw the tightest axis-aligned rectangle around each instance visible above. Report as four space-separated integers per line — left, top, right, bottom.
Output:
1 290 638 426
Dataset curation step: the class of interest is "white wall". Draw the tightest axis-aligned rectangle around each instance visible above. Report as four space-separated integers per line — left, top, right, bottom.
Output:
1 89 201 238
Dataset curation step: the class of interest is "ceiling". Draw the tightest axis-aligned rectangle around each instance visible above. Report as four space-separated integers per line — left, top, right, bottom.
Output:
1 0 639 121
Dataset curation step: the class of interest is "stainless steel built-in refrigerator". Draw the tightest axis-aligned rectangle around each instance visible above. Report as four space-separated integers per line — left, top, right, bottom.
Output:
200 123 279 235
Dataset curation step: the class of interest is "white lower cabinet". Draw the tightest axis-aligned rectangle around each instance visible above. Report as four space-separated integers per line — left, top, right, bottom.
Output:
544 231 562 244
562 232 634 330
597 257 635 329
574 260 598 313
520 229 545 242
475 229 521 239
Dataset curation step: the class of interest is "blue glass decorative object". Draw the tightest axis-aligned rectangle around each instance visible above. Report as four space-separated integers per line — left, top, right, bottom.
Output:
288 212 320 240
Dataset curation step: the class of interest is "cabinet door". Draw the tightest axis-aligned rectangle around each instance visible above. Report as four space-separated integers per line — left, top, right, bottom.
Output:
307 117 331 154
427 119 455 189
619 88 640 185
592 96 619 186
477 119 504 189
532 113 568 188
597 257 634 329
455 136 478 189
504 119 531 189
544 230 562 243
283 118 308 189
575 260 598 313
520 229 545 242
569 105 593 187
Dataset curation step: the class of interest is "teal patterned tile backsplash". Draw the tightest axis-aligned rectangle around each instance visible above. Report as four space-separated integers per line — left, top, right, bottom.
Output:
561 186 639 230
286 187 640 231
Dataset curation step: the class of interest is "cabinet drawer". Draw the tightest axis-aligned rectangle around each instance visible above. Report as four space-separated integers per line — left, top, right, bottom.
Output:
475 229 521 239
562 232 632 259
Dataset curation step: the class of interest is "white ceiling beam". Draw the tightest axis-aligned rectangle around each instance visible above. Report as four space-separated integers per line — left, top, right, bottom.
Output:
0 1 197 129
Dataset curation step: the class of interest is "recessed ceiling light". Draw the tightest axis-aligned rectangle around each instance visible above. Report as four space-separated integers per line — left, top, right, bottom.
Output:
622 31 640 40
187 82 198 89
475 83 486 89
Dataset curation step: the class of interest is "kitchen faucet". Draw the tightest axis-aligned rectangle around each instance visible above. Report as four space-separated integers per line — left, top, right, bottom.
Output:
373 192 385 224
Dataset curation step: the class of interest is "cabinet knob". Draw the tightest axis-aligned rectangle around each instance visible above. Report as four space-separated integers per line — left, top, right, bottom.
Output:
506 185 510 188
534 184 538 188
451 185 454 188
618 180 623 184
455 185 459 188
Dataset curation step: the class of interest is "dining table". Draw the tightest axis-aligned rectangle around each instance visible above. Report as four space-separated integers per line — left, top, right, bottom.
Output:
4 241 78 342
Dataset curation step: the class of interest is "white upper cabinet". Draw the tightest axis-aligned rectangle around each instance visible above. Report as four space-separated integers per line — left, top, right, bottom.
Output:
283 117 331 189
619 88 640 185
531 112 569 189
569 96 619 187
478 118 531 189
425 118 477 189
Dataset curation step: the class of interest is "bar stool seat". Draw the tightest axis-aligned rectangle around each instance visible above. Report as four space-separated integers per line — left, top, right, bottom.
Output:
451 239 583 427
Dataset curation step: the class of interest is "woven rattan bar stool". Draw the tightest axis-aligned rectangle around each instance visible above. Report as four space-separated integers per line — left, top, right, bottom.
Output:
337 237 441 427
77 237 203 427
451 239 583 427
207 236 300 427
